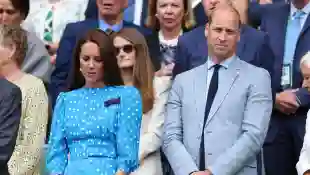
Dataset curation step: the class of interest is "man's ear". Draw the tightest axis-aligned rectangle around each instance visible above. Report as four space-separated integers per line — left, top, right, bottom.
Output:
205 23 209 38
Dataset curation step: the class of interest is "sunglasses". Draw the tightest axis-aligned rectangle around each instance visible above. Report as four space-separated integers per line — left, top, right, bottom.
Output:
115 45 134 55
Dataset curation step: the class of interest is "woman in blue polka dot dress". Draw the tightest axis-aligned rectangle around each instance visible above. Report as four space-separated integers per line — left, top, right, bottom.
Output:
46 29 143 175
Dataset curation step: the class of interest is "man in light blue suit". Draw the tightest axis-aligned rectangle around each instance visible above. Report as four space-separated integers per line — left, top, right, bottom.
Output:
162 4 273 175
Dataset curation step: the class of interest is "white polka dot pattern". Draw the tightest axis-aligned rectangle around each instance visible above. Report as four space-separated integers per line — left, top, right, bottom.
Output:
46 86 142 175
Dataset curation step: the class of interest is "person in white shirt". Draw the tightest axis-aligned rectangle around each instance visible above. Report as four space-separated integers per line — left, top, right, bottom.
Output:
296 51 310 175
23 0 88 64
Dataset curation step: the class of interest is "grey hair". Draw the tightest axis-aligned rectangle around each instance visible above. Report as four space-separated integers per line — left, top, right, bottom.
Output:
300 51 310 68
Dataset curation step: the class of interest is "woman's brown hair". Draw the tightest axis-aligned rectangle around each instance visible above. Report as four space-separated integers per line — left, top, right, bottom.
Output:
113 28 154 114
145 0 196 31
68 29 123 90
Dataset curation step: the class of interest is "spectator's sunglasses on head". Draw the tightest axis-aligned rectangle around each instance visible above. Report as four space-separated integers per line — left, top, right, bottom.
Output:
115 45 134 55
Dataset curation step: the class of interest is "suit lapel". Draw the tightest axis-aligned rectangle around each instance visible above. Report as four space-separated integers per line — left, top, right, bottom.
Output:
299 14 310 39
193 64 208 141
205 58 241 127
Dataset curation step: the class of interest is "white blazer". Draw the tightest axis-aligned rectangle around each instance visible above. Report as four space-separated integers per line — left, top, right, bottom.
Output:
297 110 310 175
131 76 172 175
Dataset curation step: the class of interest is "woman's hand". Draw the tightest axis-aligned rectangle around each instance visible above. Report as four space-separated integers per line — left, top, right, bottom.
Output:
155 63 175 77
115 171 126 175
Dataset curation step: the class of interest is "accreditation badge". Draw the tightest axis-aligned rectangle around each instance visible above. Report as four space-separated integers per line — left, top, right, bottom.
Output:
281 63 292 89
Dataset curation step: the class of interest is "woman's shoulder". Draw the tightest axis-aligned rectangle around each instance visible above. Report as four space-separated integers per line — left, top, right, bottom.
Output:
24 74 44 84
59 88 85 97
112 86 140 96
15 74 45 90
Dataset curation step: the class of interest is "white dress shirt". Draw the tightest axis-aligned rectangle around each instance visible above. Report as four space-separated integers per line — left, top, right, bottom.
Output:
290 2 310 29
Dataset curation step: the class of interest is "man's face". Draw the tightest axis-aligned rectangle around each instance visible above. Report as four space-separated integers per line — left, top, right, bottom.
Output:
206 9 240 60
96 0 127 17
301 63 310 92
202 0 230 16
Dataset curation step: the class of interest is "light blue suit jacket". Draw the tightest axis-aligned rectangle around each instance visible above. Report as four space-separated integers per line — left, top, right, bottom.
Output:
163 57 273 175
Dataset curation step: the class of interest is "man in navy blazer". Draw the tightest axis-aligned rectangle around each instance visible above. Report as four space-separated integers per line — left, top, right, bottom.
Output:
247 1 310 175
50 0 151 107
85 0 149 26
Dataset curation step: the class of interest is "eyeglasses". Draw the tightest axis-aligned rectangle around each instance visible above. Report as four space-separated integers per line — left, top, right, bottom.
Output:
115 45 134 55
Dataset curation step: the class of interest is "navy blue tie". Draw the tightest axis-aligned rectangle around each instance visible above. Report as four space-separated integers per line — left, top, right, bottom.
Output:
199 64 221 170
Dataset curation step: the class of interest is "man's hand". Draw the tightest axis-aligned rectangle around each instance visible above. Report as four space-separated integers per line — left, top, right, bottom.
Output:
115 171 126 175
46 42 59 55
191 169 213 175
275 90 299 114
190 171 209 175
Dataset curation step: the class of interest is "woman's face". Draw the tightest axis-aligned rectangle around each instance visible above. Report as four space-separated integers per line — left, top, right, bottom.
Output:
79 41 104 86
0 0 23 25
156 0 185 30
113 36 136 69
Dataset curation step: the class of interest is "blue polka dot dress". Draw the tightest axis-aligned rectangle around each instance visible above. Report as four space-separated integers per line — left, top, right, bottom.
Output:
46 86 142 175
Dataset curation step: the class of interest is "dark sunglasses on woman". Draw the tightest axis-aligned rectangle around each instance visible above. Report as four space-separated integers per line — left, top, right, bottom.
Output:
115 44 134 55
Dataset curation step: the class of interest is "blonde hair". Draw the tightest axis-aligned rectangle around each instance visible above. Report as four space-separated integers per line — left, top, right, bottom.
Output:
145 0 196 30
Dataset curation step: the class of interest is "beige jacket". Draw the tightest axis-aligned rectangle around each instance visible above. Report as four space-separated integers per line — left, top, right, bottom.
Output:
131 76 172 175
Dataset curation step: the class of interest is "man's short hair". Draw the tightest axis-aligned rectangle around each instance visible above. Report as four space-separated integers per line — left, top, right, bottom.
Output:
208 4 241 29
